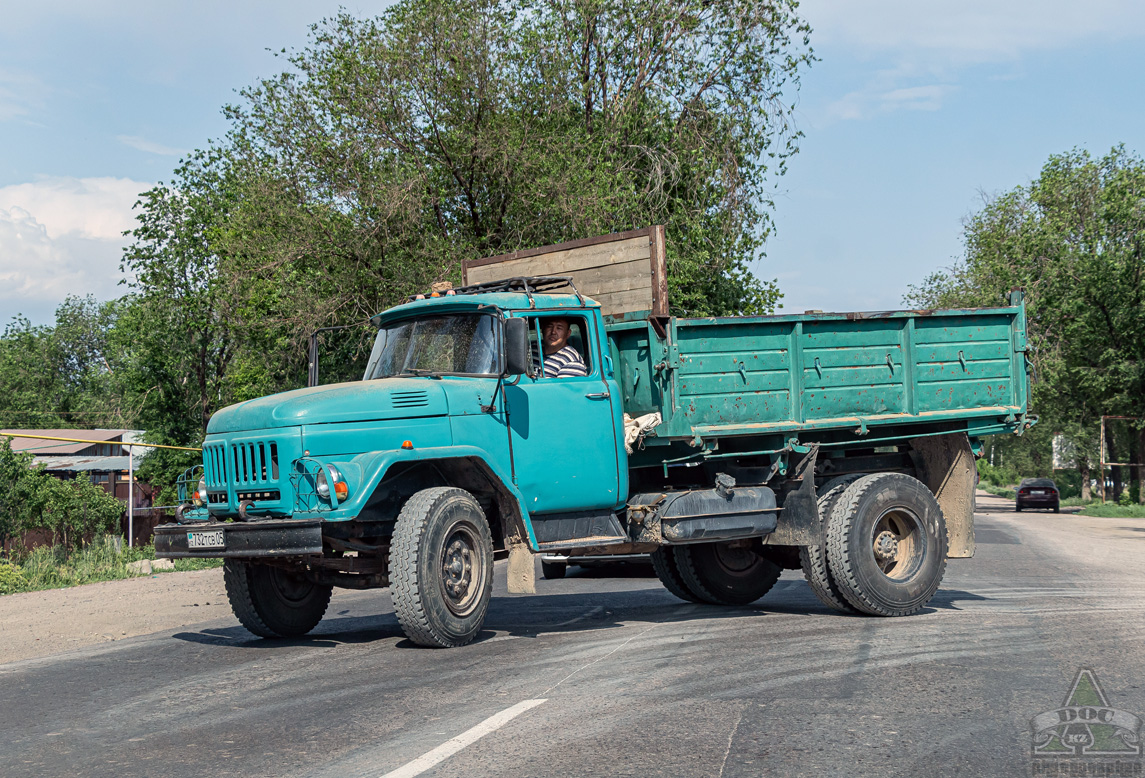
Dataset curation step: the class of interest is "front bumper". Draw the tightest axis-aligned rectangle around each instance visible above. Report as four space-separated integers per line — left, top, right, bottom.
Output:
154 519 323 558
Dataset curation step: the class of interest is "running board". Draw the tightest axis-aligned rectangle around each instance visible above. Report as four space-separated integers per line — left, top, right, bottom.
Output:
531 510 627 550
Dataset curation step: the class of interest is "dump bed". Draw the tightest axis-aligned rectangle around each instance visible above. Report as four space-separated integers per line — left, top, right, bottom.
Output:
607 301 1029 444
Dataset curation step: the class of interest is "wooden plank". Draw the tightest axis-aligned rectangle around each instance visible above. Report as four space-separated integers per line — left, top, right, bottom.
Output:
461 226 667 318
465 238 651 281
592 288 656 313
463 227 654 269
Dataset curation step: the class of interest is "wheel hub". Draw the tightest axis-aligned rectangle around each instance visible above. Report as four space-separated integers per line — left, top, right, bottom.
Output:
442 538 474 603
873 531 899 562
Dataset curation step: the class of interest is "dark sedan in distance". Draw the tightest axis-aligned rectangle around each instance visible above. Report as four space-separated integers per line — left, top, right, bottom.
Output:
1016 478 1060 512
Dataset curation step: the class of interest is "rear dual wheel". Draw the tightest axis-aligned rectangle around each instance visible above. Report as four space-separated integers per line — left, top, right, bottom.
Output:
800 474 864 613
825 473 948 617
671 541 782 606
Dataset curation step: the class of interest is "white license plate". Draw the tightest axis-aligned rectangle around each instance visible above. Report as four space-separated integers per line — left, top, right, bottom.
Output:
1032 490 1046 495
187 530 225 549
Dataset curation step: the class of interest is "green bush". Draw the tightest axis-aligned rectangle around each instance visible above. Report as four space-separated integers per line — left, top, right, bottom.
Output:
2 537 222 595
976 460 1018 487
1079 503 1145 519
1052 469 1083 500
0 560 26 594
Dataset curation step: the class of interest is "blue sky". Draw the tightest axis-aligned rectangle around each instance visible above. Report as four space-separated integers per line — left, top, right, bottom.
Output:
1 1 1143 325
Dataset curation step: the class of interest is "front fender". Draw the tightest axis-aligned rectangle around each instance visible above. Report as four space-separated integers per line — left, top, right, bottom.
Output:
294 446 537 548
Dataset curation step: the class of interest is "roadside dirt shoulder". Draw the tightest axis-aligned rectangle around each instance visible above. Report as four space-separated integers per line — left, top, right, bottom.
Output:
0 568 232 665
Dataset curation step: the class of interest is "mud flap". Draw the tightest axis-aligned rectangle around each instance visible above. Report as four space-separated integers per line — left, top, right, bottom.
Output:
506 540 536 594
909 433 976 558
768 446 820 547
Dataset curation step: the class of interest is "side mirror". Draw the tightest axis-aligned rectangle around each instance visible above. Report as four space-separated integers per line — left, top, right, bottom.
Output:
503 318 531 376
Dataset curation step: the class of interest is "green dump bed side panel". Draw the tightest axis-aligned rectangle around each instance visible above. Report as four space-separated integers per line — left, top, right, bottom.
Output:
608 304 1028 441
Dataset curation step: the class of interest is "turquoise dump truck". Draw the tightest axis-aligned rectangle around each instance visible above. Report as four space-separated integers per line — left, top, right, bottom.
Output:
156 227 1033 647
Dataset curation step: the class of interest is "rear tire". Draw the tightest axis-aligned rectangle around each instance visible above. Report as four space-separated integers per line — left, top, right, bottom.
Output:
224 559 332 638
800 475 864 613
826 473 948 617
541 560 567 580
651 547 702 603
390 487 494 648
673 541 782 606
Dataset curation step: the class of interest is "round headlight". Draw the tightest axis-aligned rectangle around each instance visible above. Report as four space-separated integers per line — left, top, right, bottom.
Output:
194 477 207 507
316 468 329 499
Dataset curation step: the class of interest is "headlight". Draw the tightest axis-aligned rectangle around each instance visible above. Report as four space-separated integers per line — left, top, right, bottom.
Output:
316 465 348 502
194 477 207 507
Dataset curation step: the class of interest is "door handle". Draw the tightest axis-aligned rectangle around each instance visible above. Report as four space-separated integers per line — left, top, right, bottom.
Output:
585 391 610 399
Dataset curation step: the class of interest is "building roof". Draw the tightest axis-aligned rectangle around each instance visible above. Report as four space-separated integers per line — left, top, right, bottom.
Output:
1 429 138 456
33 455 132 472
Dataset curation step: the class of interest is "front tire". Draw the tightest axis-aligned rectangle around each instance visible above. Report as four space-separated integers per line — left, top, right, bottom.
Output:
223 559 332 638
390 487 494 648
826 473 948 617
673 541 782 606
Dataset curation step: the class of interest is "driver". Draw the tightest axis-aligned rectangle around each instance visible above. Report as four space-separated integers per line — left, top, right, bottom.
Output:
536 317 587 378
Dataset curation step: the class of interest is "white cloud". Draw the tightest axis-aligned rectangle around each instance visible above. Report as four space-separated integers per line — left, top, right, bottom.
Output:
0 177 150 323
0 176 146 241
827 83 957 121
0 68 46 122
805 0 1145 62
802 0 1145 124
117 134 186 156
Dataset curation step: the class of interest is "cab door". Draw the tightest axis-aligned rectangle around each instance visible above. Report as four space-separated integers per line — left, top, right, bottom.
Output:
502 311 624 515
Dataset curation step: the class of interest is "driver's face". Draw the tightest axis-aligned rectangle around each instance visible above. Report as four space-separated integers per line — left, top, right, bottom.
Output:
542 319 571 354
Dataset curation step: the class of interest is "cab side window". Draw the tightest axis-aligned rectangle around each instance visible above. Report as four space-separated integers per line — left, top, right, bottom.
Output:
528 315 591 378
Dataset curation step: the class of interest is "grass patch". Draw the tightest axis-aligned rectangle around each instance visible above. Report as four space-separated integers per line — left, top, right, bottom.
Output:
1078 503 1145 519
980 484 1015 499
0 537 222 595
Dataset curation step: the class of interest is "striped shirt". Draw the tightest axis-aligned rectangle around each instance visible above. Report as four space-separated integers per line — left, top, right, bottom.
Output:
535 345 588 378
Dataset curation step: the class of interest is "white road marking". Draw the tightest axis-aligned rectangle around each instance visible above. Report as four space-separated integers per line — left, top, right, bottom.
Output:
380 698 547 778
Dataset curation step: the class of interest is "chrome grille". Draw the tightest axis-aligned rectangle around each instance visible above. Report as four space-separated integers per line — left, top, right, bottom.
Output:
230 441 279 484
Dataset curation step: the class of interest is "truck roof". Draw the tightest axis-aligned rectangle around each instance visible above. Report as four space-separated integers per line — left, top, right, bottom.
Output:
375 277 600 322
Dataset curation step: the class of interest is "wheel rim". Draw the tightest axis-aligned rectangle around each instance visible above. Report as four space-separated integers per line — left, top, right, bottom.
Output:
438 520 486 617
711 541 762 579
268 566 316 603
869 507 925 581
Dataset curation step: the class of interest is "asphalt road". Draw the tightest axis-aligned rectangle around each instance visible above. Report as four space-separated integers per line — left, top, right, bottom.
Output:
4 494 1144 778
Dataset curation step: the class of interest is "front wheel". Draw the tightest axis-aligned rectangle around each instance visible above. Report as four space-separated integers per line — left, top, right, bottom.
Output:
673 541 781 606
223 559 332 638
390 487 494 648
825 473 948 617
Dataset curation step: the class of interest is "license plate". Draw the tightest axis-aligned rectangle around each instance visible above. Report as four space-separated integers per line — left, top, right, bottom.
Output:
187 530 225 549
1032 490 1046 495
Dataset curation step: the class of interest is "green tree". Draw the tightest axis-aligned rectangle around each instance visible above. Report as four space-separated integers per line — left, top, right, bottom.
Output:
908 146 1145 501
224 0 811 317
0 439 42 553
0 297 128 430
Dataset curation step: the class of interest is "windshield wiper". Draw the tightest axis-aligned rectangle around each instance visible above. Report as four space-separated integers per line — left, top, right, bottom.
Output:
399 368 444 378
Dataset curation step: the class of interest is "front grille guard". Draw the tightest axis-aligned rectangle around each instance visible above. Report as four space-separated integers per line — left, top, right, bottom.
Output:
175 465 210 522
290 457 339 513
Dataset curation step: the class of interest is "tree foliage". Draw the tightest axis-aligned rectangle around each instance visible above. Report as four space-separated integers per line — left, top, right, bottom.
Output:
2 1 813 503
0 438 123 552
907 146 1145 498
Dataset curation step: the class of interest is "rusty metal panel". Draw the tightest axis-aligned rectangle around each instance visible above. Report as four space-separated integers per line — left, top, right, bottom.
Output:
612 304 1028 443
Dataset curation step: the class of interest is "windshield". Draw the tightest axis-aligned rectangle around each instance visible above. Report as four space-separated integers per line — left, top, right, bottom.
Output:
363 313 500 379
